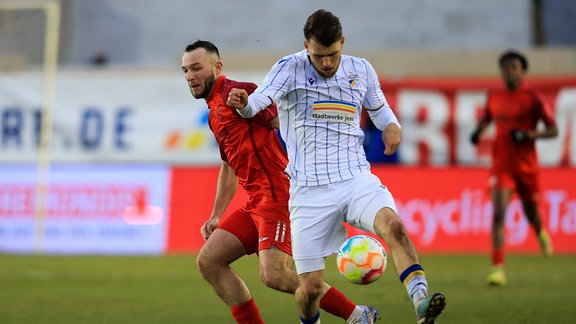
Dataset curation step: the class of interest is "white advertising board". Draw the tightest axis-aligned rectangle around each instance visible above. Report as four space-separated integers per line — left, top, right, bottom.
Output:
0 164 170 254
0 70 222 164
1 70 574 166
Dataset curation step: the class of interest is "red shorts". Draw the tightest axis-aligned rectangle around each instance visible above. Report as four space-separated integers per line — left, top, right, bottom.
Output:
218 200 292 256
489 169 540 203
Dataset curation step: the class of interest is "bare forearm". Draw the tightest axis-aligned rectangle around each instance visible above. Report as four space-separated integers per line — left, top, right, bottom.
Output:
211 161 238 219
533 125 558 139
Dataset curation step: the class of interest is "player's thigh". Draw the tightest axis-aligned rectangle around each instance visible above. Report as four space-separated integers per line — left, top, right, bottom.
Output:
489 172 514 214
489 171 516 193
514 172 540 204
297 269 325 294
219 208 259 254
198 228 246 265
249 201 292 256
490 188 513 217
289 185 347 262
346 173 397 233
258 245 294 273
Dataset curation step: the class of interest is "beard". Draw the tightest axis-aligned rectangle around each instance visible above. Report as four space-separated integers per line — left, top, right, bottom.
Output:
317 69 336 78
308 55 339 79
192 73 217 99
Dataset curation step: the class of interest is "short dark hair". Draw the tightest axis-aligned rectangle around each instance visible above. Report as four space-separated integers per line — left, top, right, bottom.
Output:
184 40 220 59
303 9 342 46
499 50 528 71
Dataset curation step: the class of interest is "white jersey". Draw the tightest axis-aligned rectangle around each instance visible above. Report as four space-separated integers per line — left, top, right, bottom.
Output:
242 50 399 186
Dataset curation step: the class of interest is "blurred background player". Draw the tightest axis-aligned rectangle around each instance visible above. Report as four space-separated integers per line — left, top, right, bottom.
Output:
470 50 558 287
227 10 446 324
182 40 380 324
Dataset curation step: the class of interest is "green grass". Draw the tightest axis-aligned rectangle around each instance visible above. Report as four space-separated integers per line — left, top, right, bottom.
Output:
1 253 575 323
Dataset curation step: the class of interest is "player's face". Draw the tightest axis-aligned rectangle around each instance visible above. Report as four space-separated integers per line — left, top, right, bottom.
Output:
500 58 525 90
181 49 221 99
305 37 344 78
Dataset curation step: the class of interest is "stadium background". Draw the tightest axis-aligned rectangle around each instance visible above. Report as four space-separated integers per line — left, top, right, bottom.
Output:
1 0 575 255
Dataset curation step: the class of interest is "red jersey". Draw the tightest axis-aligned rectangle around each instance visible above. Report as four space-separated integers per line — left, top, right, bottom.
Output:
206 75 290 204
482 83 556 174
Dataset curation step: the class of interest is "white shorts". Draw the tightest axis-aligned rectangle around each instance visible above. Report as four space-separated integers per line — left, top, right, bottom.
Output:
289 173 397 274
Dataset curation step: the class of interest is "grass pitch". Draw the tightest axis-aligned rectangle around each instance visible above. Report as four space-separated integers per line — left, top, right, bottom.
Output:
1 253 574 323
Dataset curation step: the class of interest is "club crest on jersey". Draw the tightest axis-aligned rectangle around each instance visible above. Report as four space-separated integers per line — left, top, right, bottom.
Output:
311 100 356 123
348 72 359 87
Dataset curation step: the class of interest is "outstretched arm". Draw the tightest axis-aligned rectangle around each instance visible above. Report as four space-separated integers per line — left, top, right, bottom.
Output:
227 88 275 118
227 88 249 111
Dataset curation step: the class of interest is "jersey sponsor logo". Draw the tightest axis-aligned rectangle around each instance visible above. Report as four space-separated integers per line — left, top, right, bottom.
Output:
311 100 356 123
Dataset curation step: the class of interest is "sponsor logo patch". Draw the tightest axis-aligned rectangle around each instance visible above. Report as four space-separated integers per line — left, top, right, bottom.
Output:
311 100 356 123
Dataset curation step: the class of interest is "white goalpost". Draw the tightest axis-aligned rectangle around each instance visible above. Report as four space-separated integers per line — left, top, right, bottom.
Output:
0 0 60 253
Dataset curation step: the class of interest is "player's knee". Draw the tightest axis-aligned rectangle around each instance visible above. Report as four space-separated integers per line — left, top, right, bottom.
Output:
259 269 280 289
377 212 408 243
196 247 223 279
195 250 210 278
493 211 506 224
259 263 292 292
298 279 323 300
389 217 409 241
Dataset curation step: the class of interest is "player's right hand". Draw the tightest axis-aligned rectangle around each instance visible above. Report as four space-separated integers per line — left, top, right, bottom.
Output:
227 88 249 110
200 218 220 241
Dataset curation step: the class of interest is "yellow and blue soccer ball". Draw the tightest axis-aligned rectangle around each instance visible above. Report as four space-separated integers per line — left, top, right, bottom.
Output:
336 235 387 285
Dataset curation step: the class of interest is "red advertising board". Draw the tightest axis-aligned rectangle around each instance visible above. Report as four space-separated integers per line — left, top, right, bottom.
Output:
167 167 250 252
167 166 576 254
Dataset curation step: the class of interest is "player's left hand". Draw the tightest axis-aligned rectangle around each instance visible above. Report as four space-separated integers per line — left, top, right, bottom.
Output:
269 117 280 130
382 123 401 155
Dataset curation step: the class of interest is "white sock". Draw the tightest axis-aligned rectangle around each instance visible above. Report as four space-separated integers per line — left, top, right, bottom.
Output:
406 275 428 307
346 306 363 323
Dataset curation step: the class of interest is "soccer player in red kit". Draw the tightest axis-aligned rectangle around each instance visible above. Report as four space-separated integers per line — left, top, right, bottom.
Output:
470 50 558 286
182 40 378 324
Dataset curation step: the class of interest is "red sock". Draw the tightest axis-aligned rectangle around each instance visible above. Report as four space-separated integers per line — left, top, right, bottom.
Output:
492 249 504 267
230 298 264 324
319 287 357 320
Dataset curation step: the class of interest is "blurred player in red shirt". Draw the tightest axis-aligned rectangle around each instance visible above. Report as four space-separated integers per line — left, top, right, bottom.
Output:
181 40 376 324
470 50 558 287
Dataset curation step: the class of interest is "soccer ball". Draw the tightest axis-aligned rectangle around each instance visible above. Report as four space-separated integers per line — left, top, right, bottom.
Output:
336 235 387 285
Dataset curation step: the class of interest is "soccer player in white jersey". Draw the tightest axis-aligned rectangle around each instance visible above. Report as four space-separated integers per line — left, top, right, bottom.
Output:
227 9 446 324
